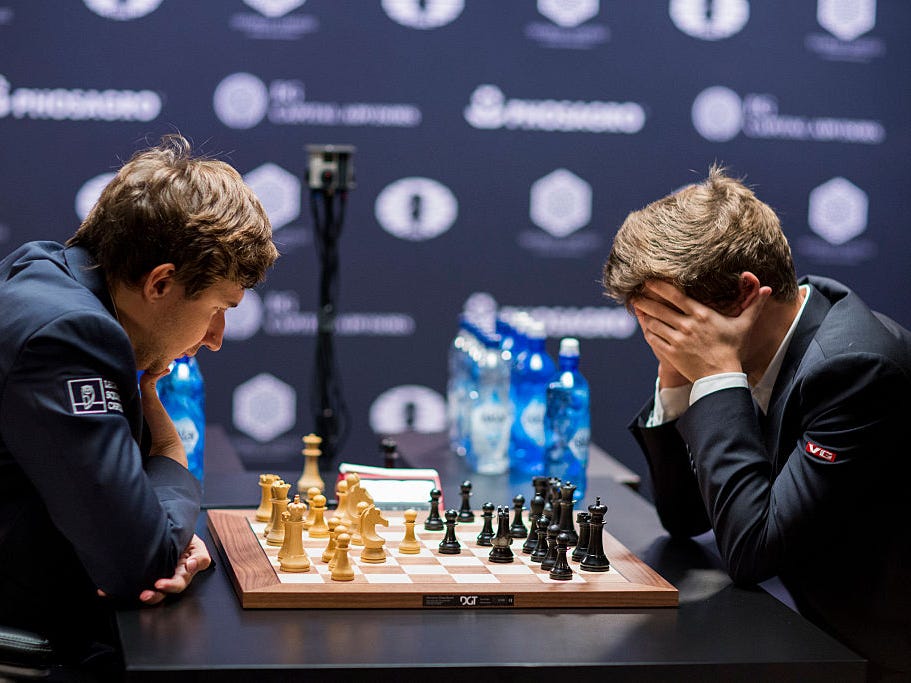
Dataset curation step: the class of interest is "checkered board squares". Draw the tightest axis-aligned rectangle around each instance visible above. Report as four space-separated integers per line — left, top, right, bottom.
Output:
208 509 678 608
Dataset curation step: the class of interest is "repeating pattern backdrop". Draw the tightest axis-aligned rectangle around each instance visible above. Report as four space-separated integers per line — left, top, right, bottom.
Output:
1 1 908 487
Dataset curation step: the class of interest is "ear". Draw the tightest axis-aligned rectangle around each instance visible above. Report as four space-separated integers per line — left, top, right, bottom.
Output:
735 271 762 314
141 264 177 301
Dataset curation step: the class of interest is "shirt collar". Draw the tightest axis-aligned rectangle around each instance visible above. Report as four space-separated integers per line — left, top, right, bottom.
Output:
751 284 811 413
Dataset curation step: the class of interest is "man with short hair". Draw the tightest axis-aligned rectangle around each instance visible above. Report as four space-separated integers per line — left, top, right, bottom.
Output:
0 135 279 669
603 166 910 680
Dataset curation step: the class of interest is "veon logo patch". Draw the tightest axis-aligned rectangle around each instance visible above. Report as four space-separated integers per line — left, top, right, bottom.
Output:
817 0 876 41
808 177 868 245
243 163 301 230
243 0 306 18
233 373 297 442
213 72 270 129
369 385 447 434
669 0 750 40
75 172 117 220
805 441 837 462
529 169 592 238
224 289 265 341
382 0 464 29
83 0 163 20
374 177 458 241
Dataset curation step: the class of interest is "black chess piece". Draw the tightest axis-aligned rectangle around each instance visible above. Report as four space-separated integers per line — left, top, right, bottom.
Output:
558 482 578 546
540 523 560 572
580 497 610 572
529 516 549 563
424 488 444 531
476 501 495 546
571 511 591 562
380 437 399 468
549 478 563 528
458 481 475 522
533 476 550 515
549 532 574 581
438 509 461 554
488 506 515 563
509 494 527 538
522 493 545 554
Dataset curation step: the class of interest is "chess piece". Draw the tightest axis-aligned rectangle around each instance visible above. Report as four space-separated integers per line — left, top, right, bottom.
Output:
529 516 549 563
509 494 527 539
476 502 495 546
523 493 545 554
360 505 390 563
558 482 578 546
298 433 325 495
380 437 400 468
533 476 550 516
548 532 573 581
580 497 610 572
540 523 560 572
278 497 311 572
308 494 330 538
458 481 474 522
438 509 461 554
398 509 422 554
332 478 353 527
266 480 291 546
321 518 340 562
304 486 321 529
424 488 444 531
326 524 349 568
330 533 355 581
549 478 563 528
345 473 375 528
256 473 279 522
351 501 369 546
572 511 591 562
488 506 514 563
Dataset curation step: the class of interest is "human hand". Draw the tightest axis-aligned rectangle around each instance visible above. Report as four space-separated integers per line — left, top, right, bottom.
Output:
632 277 771 383
138 534 212 606
138 368 187 467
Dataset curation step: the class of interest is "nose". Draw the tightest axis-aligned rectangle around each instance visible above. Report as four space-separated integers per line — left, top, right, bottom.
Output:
202 310 226 352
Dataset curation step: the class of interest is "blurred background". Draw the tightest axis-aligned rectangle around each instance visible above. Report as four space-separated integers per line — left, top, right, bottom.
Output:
1 1 908 496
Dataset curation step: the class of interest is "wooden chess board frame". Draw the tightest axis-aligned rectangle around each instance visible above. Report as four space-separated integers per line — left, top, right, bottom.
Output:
207 508 678 609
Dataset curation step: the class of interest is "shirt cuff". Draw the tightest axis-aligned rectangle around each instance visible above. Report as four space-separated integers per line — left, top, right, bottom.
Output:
689 372 749 406
646 376 693 427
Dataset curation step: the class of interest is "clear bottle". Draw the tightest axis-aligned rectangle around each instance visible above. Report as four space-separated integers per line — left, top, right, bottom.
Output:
447 315 476 457
467 333 513 475
544 338 590 502
508 319 555 476
157 355 205 484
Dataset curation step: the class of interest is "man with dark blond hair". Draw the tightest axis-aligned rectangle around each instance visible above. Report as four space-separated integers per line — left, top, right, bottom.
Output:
603 166 910 680
0 135 278 672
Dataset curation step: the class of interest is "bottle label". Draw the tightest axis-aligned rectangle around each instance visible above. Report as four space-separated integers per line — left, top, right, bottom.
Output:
470 403 512 457
173 416 201 454
569 426 590 462
519 398 546 446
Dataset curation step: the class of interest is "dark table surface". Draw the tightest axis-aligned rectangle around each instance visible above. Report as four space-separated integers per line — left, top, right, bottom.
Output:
115 429 867 682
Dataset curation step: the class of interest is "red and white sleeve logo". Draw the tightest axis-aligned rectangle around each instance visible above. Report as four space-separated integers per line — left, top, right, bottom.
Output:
805 441 837 462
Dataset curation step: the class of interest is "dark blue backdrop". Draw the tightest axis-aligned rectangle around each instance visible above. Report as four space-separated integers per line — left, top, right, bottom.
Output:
1 1 908 486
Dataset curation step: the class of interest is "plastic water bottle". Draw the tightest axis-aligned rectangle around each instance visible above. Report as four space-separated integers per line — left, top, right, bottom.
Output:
157 355 205 484
466 333 513 475
447 315 476 457
508 319 555 476
544 338 590 502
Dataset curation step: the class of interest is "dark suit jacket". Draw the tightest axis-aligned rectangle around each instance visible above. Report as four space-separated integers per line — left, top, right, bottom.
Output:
631 275 911 677
0 242 201 659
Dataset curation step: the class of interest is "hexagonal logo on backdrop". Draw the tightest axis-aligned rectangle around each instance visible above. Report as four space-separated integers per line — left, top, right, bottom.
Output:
529 169 592 238
243 0 307 18
243 163 301 230
233 373 297 442
817 0 876 42
369 385 447 434
537 0 599 27
808 177 868 245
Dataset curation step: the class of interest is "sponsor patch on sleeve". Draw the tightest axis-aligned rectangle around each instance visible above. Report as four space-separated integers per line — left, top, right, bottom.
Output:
805 440 837 462
66 378 124 415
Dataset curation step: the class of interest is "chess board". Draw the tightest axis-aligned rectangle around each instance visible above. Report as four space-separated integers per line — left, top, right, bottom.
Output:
207 508 678 609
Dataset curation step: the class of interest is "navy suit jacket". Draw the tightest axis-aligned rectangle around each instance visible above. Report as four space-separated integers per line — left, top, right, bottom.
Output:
0 242 201 657
631 275 911 677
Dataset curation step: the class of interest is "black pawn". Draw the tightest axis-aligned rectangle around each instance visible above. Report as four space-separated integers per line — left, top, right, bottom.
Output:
424 488 444 531
540 523 560 572
380 437 399 468
509 494 527 538
533 476 550 515
580 497 610 572
549 532 574 581
488 506 514 563
476 501 495 546
522 494 545 554
458 480 475 522
549 478 563 528
571 511 591 562
558 482 578 546
438 509 461 554
529 516 549 563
